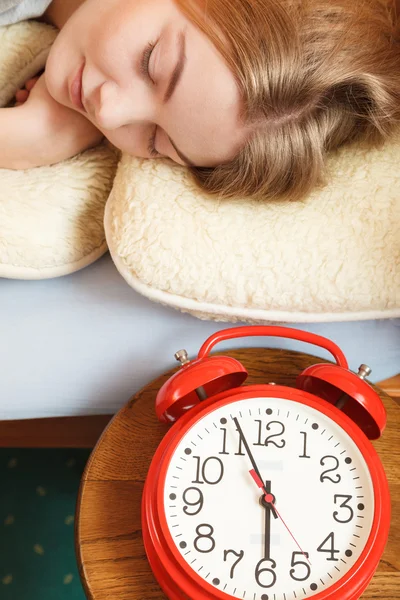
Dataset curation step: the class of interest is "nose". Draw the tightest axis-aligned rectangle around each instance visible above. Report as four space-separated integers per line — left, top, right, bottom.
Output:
84 80 154 131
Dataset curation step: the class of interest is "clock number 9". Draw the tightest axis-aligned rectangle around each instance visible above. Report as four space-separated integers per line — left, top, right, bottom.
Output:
290 551 311 581
255 558 277 588
182 487 204 516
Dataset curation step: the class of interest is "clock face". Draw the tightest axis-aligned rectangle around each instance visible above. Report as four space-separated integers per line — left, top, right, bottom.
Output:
162 396 375 600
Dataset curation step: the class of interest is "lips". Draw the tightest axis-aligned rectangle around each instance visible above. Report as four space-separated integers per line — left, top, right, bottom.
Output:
70 61 85 111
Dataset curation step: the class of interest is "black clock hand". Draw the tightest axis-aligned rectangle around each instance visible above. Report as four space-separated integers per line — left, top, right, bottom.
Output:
233 417 278 519
251 469 311 565
263 480 272 559
233 417 263 481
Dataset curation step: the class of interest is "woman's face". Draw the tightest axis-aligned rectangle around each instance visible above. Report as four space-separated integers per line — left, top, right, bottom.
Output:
45 0 247 167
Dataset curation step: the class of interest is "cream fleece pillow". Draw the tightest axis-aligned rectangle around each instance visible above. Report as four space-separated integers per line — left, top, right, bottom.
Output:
0 21 118 279
105 142 400 323
1 19 399 322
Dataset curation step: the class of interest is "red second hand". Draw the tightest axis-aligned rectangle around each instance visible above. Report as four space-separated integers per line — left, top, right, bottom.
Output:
249 469 311 565
270 503 311 565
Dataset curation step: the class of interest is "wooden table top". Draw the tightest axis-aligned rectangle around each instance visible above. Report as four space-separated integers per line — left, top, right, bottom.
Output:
76 348 400 600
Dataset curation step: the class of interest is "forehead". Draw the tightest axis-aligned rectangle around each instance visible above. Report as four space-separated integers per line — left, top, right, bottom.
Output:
155 6 247 166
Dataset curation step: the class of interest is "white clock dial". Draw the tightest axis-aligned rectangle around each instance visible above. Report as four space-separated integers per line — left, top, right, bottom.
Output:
163 396 374 600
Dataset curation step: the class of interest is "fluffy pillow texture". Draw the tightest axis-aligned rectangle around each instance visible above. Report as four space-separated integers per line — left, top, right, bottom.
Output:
0 21 118 279
105 146 400 323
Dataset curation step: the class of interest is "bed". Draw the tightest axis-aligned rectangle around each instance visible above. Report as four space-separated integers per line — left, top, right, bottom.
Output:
0 253 398 428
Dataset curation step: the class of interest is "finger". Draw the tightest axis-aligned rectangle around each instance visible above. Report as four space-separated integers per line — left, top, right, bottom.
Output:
15 89 29 102
25 77 39 91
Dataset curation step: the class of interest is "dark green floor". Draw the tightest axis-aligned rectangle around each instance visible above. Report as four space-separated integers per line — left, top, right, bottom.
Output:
0 448 91 600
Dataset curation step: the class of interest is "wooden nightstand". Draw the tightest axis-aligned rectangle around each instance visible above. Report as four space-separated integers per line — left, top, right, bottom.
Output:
75 350 400 600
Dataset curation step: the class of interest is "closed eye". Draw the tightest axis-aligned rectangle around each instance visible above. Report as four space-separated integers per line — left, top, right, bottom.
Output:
140 41 163 157
147 126 162 158
140 41 157 84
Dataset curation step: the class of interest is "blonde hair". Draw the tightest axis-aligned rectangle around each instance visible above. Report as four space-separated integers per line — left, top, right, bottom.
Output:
177 0 400 200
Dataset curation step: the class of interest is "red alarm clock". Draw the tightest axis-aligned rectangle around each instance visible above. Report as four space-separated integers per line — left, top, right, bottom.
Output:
142 326 390 600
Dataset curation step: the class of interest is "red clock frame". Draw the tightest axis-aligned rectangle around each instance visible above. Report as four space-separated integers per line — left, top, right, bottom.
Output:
142 385 391 600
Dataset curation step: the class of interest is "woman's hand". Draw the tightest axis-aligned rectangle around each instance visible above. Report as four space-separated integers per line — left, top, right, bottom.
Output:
14 75 41 106
20 74 104 164
0 74 103 170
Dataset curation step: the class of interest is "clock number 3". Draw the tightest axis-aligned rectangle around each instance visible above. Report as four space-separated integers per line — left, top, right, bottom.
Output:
333 494 354 523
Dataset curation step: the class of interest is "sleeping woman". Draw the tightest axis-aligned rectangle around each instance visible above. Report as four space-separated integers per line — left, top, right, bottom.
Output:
1 0 400 200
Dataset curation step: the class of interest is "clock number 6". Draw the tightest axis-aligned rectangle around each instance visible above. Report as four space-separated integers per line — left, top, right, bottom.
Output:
290 551 311 581
255 558 277 588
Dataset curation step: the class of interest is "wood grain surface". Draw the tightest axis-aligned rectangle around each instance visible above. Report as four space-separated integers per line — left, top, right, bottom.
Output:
76 349 400 600
0 415 113 448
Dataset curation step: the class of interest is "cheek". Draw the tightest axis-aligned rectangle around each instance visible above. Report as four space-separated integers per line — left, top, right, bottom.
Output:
45 34 76 105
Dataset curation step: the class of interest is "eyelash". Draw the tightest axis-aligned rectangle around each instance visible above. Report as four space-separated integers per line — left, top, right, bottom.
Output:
141 41 156 83
141 41 162 158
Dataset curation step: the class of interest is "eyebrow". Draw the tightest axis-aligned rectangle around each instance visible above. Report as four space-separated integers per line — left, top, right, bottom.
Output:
163 30 186 104
163 30 196 167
